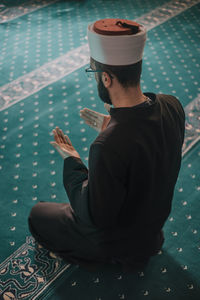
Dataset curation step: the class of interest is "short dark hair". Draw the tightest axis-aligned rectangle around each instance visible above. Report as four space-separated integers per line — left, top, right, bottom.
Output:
90 57 142 88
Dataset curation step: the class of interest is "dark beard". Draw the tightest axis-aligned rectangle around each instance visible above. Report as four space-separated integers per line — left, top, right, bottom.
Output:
97 75 112 105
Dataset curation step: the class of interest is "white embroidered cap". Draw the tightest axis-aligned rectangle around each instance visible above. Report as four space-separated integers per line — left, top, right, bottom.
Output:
87 18 147 66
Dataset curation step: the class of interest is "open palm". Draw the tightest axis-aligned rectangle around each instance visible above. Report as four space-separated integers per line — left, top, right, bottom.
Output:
50 127 80 159
80 104 111 132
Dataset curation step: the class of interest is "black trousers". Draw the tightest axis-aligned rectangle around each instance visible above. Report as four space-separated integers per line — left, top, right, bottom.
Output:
28 202 110 263
28 201 164 272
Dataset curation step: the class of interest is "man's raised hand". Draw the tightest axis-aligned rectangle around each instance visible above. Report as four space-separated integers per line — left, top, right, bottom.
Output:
80 104 111 132
50 127 80 160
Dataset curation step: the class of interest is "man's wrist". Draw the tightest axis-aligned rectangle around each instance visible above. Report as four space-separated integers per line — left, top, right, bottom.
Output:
63 153 81 160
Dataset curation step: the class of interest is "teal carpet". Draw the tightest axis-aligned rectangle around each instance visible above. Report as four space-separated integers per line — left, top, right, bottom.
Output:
0 0 200 299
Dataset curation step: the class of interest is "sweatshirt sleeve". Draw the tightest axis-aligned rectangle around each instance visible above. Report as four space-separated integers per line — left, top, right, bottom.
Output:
63 156 93 225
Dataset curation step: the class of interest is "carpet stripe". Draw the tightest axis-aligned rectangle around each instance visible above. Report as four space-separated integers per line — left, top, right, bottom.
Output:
136 0 200 31
0 236 79 299
182 93 200 157
0 0 59 24
0 44 90 112
31 264 75 300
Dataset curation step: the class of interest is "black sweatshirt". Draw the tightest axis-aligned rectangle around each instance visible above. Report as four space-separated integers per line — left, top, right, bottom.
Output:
63 93 185 258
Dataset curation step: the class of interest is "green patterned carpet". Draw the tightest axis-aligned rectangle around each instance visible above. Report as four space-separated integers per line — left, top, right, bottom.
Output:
0 0 200 299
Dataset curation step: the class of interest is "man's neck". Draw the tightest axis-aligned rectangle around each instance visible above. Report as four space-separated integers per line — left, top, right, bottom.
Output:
110 84 147 108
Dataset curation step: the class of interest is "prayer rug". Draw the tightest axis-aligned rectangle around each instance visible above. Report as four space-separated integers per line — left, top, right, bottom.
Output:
0 0 200 299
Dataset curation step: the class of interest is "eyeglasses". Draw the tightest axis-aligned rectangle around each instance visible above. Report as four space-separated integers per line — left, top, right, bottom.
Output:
85 66 114 79
85 67 102 78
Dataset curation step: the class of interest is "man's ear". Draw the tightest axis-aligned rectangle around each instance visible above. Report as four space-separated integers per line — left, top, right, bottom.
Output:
102 72 112 87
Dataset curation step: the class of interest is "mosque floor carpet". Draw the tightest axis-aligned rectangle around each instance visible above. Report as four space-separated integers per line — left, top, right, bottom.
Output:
0 0 200 299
